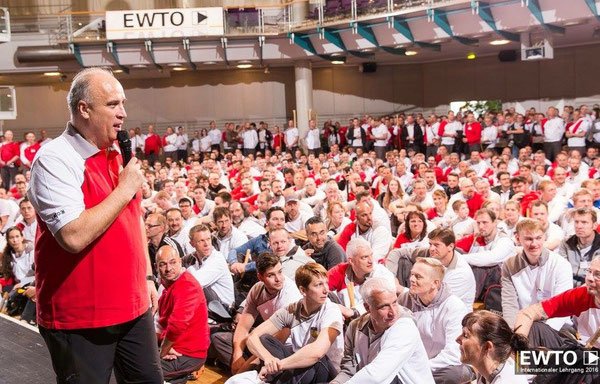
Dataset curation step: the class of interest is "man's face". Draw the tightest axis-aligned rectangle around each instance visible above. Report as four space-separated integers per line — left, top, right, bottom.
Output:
569 158 581 173
516 229 545 265
476 181 490 197
428 238 453 260
304 179 316 195
19 201 35 221
163 181 174 195
166 211 183 233
271 181 283 197
216 214 232 237
241 179 254 195
229 202 245 225
409 262 437 296
541 184 557 202
413 183 426 198
157 248 182 285
557 155 568 168
471 151 480 162
209 173 220 187
460 180 475 199
476 213 495 238
306 222 327 251
529 205 548 225
356 205 373 229
179 202 193 219
269 231 290 257
349 246 374 276
498 173 510 188
575 195 593 209
145 216 164 238
512 182 527 194
574 213 595 239
585 258 600 297
553 168 566 184
190 230 213 258
267 210 286 231
85 73 127 149
447 175 458 188
424 172 436 187
368 290 400 332
285 201 299 219
259 263 285 292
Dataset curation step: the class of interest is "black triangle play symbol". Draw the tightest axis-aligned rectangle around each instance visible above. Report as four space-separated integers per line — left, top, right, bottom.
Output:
196 12 207 24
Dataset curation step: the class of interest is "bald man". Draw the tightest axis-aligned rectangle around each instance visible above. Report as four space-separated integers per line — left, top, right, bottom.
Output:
155 245 210 384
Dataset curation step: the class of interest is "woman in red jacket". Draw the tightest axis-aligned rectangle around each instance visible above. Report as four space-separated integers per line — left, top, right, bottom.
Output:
0 130 21 190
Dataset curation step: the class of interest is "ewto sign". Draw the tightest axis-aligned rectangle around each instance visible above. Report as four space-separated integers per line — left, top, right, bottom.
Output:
515 349 600 375
106 8 224 40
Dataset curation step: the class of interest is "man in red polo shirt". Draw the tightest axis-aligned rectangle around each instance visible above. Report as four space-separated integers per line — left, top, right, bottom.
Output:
28 67 162 383
462 112 482 158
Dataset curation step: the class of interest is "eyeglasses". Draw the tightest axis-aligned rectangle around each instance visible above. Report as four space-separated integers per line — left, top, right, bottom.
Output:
145 223 161 229
585 268 600 280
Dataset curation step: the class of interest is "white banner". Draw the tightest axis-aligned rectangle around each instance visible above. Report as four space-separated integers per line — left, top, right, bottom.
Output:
106 7 224 40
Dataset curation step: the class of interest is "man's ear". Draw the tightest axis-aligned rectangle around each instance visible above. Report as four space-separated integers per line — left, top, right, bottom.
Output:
78 100 91 119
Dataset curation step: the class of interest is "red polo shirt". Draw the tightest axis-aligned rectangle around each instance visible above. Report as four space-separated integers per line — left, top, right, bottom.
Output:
30 125 148 329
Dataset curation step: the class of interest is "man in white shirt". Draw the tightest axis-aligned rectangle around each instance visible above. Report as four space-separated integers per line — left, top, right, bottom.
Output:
213 207 248 259
305 119 321 156
284 120 299 154
166 208 194 256
185 224 235 309
425 114 440 158
208 121 222 151
542 107 565 162
242 125 259 157
440 111 461 152
372 120 390 160
175 126 188 161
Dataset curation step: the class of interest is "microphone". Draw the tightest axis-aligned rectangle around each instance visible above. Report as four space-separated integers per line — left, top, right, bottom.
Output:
116 130 132 165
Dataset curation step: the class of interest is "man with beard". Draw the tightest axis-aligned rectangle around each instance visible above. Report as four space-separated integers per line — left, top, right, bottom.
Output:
213 207 248 258
229 200 266 239
448 178 484 218
303 217 346 270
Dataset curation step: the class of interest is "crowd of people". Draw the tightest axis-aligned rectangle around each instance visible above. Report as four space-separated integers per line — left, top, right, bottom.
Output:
3 67 600 383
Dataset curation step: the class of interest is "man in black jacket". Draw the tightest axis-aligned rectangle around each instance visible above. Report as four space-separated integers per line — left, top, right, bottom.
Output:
400 115 424 153
303 216 346 270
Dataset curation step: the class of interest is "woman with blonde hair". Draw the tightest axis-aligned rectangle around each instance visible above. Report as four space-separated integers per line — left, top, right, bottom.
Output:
326 200 351 239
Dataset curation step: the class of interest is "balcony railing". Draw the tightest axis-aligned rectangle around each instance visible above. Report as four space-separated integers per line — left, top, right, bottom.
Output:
4 0 464 43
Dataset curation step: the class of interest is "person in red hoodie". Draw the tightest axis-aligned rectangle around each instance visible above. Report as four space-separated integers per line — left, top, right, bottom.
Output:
156 245 209 384
0 130 21 190
462 112 482 158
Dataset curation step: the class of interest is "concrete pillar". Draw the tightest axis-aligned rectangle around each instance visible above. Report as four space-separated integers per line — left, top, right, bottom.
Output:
294 61 313 143
291 1 308 24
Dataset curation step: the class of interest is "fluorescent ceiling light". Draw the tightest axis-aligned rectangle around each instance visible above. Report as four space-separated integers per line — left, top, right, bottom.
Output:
172 67 187 71
237 60 252 69
405 50 418 56
43 72 61 76
490 39 510 46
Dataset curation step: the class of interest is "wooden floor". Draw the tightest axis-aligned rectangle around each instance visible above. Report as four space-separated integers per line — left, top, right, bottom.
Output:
0 314 230 384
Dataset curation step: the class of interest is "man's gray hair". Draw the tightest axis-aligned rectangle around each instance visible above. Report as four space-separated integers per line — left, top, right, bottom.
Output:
346 237 371 260
67 67 114 116
360 277 396 307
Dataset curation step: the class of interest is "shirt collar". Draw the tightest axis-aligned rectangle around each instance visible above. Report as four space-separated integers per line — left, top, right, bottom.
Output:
61 122 102 159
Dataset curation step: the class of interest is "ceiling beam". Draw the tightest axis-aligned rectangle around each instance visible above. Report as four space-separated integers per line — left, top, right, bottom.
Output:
320 27 346 51
525 0 565 34
182 38 197 71
428 8 479 46
584 0 600 22
352 22 379 47
144 40 163 70
105 41 129 73
475 2 520 42
289 32 317 55
388 16 441 51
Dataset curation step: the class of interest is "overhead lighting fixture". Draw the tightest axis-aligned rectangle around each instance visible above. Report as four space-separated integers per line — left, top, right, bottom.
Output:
131 64 148 69
172 67 187 71
360 48 375 53
331 59 345 65
467 52 477 60
113 69 123 73
490 39 510 46
167 63 184 67
236 60 252 69
204 61 217 65
405 50 418 56
43 72 61 76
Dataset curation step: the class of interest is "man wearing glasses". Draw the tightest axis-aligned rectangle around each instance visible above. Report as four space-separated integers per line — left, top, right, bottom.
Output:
146 213 184 279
